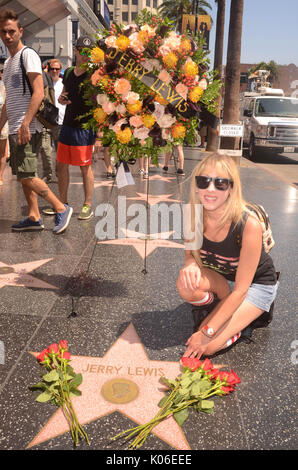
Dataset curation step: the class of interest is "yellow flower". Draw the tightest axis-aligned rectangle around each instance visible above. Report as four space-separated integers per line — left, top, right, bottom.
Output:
162 52 178 69
142 114 156 129
116 35 130 51
138 30 149 44
155 94 168 106
188 86 204 103
179 39 192 54
90 47 105 63
126 100 142 115
172 123 186 139
116 127 132 144
100 75 109 87
182 60 198 78
93 107 107 124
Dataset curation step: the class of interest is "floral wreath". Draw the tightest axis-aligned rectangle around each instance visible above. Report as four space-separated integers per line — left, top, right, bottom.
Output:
81 10 221 165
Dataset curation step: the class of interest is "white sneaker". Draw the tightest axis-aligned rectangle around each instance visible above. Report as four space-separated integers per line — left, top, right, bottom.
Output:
143 171 149 179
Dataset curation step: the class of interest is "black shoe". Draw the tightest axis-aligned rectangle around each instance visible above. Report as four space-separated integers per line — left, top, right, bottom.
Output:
177 168 185 175
162 166 168 172
191 295 219 333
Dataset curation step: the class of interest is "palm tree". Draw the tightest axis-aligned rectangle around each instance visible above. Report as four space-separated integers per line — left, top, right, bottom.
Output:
248 60 280 84
158 0 212 32
221 0 244 154
206 0 226 151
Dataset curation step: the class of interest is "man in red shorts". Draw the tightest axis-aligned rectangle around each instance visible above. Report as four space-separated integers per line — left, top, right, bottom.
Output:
43 36 95 220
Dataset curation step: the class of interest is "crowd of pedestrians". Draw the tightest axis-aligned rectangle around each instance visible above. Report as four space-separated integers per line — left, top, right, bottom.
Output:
0 7 186 235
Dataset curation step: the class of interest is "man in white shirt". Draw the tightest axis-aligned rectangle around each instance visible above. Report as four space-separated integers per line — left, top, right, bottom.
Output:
0 8 72 233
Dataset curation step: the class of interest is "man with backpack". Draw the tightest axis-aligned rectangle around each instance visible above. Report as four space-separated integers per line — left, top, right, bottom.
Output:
0 8 72 234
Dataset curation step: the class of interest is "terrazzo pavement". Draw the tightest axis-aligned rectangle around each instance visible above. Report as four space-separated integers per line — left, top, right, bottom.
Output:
0 146 296 458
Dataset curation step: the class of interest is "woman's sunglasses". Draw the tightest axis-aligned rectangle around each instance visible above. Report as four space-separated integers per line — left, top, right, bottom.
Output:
195 176 234 191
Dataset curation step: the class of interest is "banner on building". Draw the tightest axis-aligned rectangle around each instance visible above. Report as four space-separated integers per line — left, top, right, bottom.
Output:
181 15 211 50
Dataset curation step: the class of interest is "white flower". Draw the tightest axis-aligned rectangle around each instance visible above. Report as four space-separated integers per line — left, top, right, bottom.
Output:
96 94 108 106
133 126 150 140
198 78 208 90
115 103 127 115
157 114 176 128
152 102 165 121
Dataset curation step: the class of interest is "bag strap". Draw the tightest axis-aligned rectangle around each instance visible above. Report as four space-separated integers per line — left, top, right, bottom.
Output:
20 47 33 96
63 66 75 82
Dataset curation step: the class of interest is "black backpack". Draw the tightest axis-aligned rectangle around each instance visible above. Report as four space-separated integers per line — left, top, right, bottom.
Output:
20 47 59 129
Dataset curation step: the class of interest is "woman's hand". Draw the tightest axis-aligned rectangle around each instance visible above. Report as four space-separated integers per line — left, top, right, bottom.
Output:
179 261 201 292
183 330 211 359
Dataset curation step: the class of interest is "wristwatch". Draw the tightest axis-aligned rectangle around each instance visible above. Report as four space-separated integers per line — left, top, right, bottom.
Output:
202 325 216 338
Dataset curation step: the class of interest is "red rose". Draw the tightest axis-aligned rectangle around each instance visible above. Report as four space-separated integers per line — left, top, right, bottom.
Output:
59 340 68 351
221 385 235 394
36 348 48 363
181 357 202 371
62 351 71 360
201 358 214 371
227 370 241 386
207 368 219 380
48 343 59 354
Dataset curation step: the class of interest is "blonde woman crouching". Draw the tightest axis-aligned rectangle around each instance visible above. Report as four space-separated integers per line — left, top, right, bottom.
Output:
177 153 279 358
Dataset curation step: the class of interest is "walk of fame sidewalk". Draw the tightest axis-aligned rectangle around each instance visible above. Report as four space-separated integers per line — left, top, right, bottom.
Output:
0 147 296 451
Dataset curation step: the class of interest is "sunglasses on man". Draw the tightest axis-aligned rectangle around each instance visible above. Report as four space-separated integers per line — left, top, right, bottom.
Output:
50 67 61 71
195 176 234 191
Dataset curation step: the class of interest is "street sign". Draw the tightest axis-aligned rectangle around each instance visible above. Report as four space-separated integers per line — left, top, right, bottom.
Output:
219 124 243 137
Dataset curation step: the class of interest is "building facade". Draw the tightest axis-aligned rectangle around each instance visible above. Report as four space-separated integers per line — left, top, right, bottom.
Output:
107 0 162 25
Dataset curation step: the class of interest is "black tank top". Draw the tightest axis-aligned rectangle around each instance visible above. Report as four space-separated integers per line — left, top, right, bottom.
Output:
200 213 277 285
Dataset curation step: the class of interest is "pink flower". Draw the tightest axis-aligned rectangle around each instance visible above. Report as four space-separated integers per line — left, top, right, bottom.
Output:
133 126 150 140
198 78 208 90
124 91 140 104
114 78 131 96
96 94 108 106
115 103 127 115
36 348 49 363
158 69 171 84
175 83 188 101
130 115 143 128
102 100 116 114
105 35 117 48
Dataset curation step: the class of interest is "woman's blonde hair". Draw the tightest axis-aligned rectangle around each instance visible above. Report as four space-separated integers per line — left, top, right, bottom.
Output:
189 152 247 265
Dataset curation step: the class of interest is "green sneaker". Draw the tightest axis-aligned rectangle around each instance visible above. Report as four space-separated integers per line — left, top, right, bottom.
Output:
78 204 94 220
42 207 55 216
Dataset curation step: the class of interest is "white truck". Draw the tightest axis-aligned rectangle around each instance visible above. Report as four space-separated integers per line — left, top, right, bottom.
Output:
240 70 298 160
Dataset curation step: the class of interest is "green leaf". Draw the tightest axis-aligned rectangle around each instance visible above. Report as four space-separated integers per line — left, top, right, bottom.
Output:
181 376 192 388
42 370 59 382
70 389 82 397
201 400 214 410
158 395 169 408
191 382 201 397
36 390 52 403
160 377 177 389
29 382 47 391
70 373 83 389
173 407 189 427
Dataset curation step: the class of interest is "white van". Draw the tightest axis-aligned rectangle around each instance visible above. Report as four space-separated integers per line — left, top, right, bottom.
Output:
240 89 298 160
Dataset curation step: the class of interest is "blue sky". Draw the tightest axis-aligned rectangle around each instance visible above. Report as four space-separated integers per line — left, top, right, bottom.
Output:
207 0 298 66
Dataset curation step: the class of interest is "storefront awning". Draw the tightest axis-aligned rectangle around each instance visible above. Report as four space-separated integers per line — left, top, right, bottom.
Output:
0 0 70 38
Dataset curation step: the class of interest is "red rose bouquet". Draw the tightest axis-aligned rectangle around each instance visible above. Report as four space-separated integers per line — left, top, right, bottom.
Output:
112 357 241 450
30 340 89 446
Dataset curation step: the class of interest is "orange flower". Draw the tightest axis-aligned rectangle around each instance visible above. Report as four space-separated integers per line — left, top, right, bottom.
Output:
116 35 130 51
90 47 105 63
91 69 102 86
142 114 156 128
154 94 168 106
172 123 186 139
162 52 178 69
116 127 132 144
182 59 198 78
126 100 142 115
188 86 204 103
179 39 192 54
93 107 107 124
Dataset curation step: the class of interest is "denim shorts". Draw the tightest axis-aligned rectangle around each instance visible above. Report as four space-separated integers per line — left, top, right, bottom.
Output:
227 281 279 312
